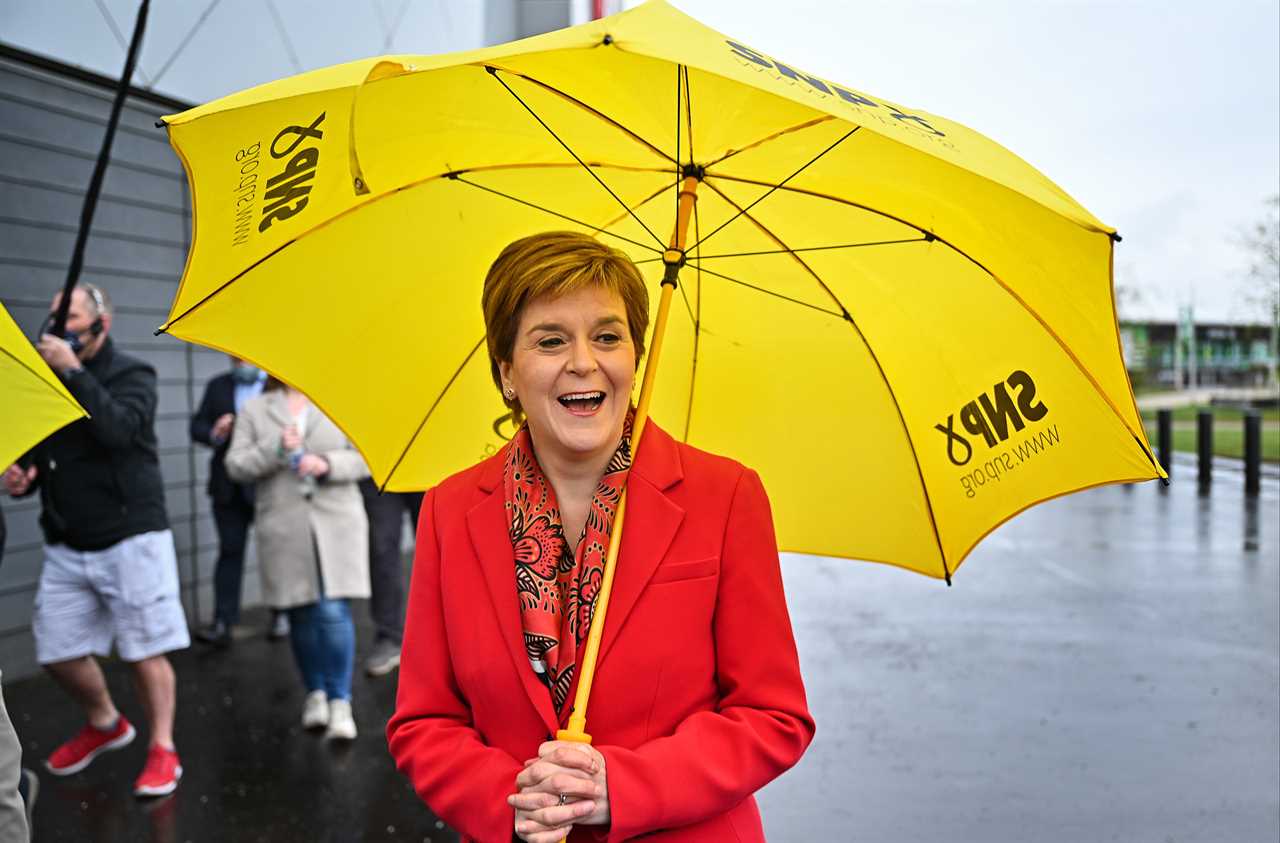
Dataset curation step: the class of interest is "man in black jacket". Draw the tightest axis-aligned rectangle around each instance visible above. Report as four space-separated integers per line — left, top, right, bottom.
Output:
189 357 279 646
2 284 187 798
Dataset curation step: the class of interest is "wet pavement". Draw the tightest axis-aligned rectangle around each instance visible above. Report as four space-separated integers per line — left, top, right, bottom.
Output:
760 472 1279 842
8 606 457 843
6 469 1278 842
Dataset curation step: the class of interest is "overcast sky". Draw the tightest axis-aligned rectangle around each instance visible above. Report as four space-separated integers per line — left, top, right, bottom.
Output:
3 0 1277 322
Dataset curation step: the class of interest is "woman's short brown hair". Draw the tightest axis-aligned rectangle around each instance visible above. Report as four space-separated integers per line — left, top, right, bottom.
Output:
482 231 649 414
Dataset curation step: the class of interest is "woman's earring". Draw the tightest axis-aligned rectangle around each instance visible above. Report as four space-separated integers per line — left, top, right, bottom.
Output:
504 387 515 400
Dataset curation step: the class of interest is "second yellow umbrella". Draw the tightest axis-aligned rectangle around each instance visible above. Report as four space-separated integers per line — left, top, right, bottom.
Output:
0 302 88 472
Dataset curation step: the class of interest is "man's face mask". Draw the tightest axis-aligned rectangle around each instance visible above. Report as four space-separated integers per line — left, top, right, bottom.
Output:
231 364 261 385
39 312 102 355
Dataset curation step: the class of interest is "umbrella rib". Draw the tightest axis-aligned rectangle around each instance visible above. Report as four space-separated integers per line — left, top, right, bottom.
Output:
453 175 662 254
683 65 695 166
667 68 696 332
700 179 852 316
674 63 682 225
158 238 295 333
676 265 695 327
692 237 930 260
703 116 836 170
486 65 676 165
597 181 675 237
671 64 695 227
487 67 667 249
633 254 700 327
706 174 1155 452
705 172 936 238
690 127 860 253
690 264 844 320
682 198 702 443
457 162 673 177
699 178 952 582
380 334 487 493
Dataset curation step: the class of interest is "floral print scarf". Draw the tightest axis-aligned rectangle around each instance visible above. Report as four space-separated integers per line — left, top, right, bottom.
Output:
503 413 633 715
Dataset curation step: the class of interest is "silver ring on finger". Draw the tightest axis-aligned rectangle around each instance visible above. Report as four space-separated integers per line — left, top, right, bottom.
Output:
558 793 568 806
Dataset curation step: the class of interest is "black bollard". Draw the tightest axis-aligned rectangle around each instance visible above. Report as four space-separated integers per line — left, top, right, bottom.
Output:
1157 409 1173 479
1244 411 1261 496
1197 410 1213 490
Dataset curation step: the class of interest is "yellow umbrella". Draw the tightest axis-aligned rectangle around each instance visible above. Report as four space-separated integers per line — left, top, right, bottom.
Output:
0 302 88 471
156 0 1163 742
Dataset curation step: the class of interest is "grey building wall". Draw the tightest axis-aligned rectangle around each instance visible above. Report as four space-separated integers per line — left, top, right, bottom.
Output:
0 45 262 681
485 0 571 44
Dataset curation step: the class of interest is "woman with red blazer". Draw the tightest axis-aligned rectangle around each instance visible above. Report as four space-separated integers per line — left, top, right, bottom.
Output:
387 232 814 842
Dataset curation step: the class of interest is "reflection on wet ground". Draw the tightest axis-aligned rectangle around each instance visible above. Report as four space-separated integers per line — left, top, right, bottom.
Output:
763 472 1279 842
9 604 458 843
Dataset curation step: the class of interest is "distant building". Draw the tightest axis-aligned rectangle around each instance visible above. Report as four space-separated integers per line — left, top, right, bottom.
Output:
1120 320 1275 389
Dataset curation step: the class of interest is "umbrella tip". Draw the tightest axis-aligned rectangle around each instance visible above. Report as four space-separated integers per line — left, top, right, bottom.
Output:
1109 231 1123 243
484 65 497 75
602 34 613 45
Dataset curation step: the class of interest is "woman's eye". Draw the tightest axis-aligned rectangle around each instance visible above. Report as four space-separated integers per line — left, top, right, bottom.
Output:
537 336 564 349
596 332 621 344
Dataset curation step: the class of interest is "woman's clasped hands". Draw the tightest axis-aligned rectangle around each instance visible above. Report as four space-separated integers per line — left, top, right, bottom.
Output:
509 740 610 843
280 424 328 478
294 453 329 477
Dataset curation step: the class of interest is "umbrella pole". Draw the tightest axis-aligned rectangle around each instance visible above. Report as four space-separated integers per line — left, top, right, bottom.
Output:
51 0 150 336
556 176 700 752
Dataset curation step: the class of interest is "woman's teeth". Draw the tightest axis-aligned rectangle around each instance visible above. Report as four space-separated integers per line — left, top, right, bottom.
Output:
558 391 605 411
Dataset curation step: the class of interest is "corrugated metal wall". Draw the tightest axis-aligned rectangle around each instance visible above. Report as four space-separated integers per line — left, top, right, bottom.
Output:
0 45 260 680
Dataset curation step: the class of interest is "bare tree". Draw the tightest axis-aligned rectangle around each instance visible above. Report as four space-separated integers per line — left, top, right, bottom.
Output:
1240 195 1279 386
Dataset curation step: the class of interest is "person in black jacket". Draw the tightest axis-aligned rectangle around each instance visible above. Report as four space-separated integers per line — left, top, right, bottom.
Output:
2 284 188 798
189 357 286 646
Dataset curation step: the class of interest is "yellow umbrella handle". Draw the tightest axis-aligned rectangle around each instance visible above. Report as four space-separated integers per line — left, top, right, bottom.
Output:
553 177 699 824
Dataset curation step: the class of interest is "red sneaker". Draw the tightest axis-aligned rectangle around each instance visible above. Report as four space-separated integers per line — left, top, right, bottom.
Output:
45 717 136 776
133 744 182 797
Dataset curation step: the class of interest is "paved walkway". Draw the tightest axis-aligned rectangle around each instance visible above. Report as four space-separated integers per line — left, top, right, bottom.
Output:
7 608 452 843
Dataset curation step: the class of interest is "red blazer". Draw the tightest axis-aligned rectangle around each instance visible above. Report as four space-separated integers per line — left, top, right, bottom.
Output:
387 422 814 842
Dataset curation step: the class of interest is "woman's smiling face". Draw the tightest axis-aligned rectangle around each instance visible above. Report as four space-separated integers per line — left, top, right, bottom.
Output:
499 284 637 468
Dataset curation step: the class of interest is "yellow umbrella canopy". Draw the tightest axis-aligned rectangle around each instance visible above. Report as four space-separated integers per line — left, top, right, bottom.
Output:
0 302 88 471
157 0 1163 581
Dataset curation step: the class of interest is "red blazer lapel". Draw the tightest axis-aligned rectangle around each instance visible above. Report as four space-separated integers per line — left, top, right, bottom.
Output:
597 422 686 668
466 458 559 736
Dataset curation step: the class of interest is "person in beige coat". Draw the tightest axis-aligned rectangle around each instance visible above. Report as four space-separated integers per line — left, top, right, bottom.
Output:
224 380 370 740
